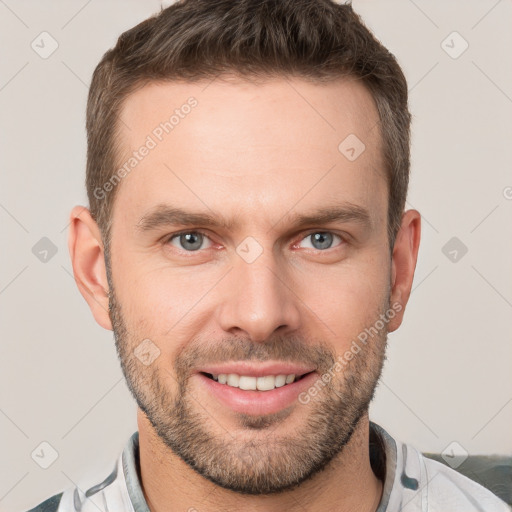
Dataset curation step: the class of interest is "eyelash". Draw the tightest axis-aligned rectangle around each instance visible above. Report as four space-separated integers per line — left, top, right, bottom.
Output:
164 230 346 253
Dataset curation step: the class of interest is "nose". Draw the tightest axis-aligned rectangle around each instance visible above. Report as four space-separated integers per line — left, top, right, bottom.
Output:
216 249 302 343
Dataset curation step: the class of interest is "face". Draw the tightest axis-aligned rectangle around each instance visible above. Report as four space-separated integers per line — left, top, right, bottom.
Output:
106 77 394 494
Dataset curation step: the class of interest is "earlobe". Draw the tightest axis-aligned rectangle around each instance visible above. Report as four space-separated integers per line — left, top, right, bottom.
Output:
387 209 421 333
68 206 113 331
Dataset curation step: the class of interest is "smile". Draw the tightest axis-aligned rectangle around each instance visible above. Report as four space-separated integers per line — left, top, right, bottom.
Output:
197 366 318 416
203 372 309 391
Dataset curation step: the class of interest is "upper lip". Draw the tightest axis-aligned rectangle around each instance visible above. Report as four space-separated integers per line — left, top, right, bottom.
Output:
198 361 316 378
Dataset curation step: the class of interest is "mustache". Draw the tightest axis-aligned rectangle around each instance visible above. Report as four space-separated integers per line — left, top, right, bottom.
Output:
174 334 337 375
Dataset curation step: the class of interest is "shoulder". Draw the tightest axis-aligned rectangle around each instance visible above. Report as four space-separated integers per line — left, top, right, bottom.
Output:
417 448 511 511
24 492 63 512
22 432 138 512
371 420 511 512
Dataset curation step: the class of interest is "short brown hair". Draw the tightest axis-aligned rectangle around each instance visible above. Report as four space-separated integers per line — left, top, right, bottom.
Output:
86 0 411 252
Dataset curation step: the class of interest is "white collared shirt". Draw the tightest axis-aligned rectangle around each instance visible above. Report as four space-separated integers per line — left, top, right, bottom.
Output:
27 422 510 512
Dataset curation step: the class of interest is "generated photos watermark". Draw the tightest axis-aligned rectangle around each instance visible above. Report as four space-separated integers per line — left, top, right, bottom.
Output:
298 301 402 405
93 96 198 200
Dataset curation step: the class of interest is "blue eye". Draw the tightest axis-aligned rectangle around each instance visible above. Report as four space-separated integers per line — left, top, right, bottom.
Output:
299 232 342 250
168 232 212 251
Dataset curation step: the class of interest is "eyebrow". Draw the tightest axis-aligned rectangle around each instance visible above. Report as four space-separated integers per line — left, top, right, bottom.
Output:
135 202 372 233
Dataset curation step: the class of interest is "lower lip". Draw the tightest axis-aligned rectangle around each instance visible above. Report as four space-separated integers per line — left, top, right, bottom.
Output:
195 372 318 416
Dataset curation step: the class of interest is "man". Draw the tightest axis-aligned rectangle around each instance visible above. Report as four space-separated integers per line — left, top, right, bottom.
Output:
27 0 509 511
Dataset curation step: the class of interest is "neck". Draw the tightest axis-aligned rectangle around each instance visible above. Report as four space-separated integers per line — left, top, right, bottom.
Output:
136 410 383 512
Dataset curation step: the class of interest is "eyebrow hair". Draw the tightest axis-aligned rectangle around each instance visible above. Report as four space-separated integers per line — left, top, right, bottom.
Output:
135 202 372 233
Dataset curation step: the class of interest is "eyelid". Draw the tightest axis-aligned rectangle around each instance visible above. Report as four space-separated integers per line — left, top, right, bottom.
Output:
164 228 212 240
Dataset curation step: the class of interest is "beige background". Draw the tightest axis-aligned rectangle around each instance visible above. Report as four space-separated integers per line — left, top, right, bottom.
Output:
1 1 511 510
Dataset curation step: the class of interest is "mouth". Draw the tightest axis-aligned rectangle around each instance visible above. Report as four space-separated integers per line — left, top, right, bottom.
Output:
200 372 312 391
195 364 318 416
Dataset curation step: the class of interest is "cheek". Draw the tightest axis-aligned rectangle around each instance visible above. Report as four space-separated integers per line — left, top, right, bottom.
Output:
301 259 389 346
112 261 219 353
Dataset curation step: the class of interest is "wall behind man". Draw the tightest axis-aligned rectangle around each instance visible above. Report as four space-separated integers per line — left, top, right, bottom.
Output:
0 1 510 510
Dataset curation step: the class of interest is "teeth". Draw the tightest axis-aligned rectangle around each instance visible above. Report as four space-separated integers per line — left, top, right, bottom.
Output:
239 376 257 390
256 376 275 391
227 374 240 387
212 373 297 391
274 375 286 388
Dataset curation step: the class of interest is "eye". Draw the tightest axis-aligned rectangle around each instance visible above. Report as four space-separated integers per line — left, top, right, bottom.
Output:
298 232 343 251
168 231 212 252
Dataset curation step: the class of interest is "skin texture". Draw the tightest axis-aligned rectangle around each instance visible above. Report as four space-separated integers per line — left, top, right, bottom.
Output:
68 76 421 512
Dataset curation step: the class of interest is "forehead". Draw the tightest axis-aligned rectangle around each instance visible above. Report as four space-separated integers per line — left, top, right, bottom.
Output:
113 77 387 232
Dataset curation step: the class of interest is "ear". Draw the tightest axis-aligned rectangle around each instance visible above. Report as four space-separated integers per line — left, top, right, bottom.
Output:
387 209 421 333
68 206 112 330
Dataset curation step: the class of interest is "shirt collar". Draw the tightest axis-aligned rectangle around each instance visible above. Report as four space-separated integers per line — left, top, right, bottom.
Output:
370 421 398 512
122 431 150 512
